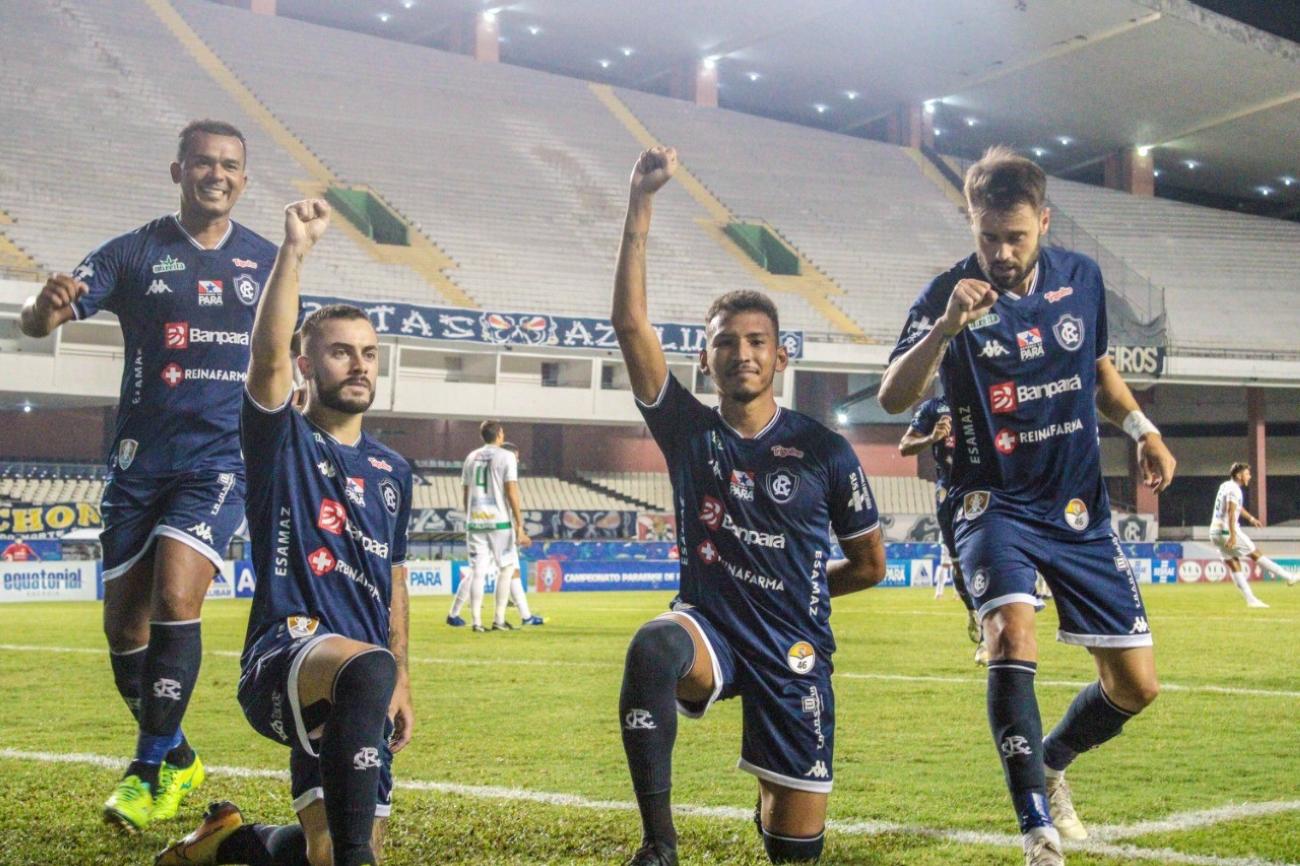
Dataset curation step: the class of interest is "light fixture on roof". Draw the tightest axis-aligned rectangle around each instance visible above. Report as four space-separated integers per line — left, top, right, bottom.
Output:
377 12 391 22
21 403 32 414
835 411 849 425
1153 169 1162 177
814 103 829 114
527 24 541 35
702 56 718 70
965 117 978 127
1258 186 1274 196
1282 176 1296 187
1184 159 1199 169
933 128 942 137
747 71 761 81
598 58 612 68
621 46 634 57
481 9 497 23
401 0 414 7
1136 145 1151 157
923 99 937 115
1057 135 1073 146
1031 147 1047 158
844 90 859 100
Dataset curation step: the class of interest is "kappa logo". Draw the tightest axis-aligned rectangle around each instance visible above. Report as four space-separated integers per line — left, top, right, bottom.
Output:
1130 617 1150 634
1000 735 1033 758
699 496 724 531
317 499 347 535
146 279 172 295
187 522 215 544
369 456 393 473
152 255 186 274
197 279 224 306
317 460 337 479
232 257 259 269
270 719 288 742
117 439 138 471
771 445 804 459
165 321 189 349
729 470 755 501
765 468 800 504
1053 313 1084 352
970 568 989 597
1016 328 1045 361
623 709 657 730
353 747 381 771
1045 286 1074 303
234 273 260 306
380 478 400 516
162 362 185 387
152 678 183 701
696 539 720 565
345 477 366 508
978 340 1010 358
308 546 337 576
804 761 830 779
962 491 990 520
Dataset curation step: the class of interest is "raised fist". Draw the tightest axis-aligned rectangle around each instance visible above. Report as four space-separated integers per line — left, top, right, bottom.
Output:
630 146 678 197
932 416 953 442
939 278 998 337
283 199 331 251
34 273 87 316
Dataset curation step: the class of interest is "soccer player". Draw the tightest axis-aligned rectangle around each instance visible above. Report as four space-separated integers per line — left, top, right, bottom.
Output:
879 146 1178 865
18 120 276 830
897 397 987 664
613 147 887 866
1210 462 1297 607
158 200 413 866
446 422 540 631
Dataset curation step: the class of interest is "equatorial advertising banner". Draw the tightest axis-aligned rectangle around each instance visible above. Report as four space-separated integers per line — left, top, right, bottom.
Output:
532 559 680 592
0 561 98 603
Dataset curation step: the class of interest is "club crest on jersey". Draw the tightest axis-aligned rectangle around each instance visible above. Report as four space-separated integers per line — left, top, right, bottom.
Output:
146 279 172 295
234 273 260 306
232 257 259 269
970 568 989 597
345 477 366 507
152 255 185 274
369 456 393 473
1053 314 1084 352
286 616 319 638
116 439 138 470
962 490 990 520
380 478 400 516
765 468 800 504
786 641 816 675
197 280 224 306
698 495 724 531
1016 328 1045 361
771 445 804 459
1045 286 1074 303
1064 498 1089 531
729 470 755 501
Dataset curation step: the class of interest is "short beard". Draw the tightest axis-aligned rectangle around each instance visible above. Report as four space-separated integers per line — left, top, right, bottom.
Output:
980 242 1040 292
314 379 374 415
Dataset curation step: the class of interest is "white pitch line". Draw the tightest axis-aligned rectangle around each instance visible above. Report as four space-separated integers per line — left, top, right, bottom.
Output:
3 643 1298 698
0 747 1295 866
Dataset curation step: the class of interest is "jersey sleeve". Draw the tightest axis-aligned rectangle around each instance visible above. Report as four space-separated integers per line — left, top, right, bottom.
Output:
460 456 473 487
240 386 296 477
636 373 707 465
827 435 880 540
908 401 935 435
392 469 413 566
503 451 519 484
888 279 952 365
71 234 134 319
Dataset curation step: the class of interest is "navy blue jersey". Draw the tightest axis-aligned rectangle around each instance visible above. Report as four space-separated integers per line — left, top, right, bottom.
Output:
889 247 1111 538
240 390 413 652
639 375 879 665
908 397 954 491
71 215 277 477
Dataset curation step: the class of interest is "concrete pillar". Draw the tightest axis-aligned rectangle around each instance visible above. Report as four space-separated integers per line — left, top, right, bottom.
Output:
1247 388 1267 523
249 0 275 14
1103 147 1155 196
885 104 933 149
668 59 717 108
446 13 499 62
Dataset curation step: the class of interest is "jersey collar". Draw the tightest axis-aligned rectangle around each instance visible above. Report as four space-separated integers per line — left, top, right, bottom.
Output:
306 416 362 449
715 405 783 441
171 213 234 251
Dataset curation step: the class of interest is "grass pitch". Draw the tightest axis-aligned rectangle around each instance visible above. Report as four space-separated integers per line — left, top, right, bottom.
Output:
1 582 1297 865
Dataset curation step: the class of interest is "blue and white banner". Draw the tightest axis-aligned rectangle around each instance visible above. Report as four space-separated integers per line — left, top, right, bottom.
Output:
411 508 639 540
0 561 98 603
881 560 913 588
533 559 680 592
302 295 804 359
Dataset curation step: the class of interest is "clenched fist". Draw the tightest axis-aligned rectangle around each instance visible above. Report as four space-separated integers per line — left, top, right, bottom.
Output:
33 273 88 317
932 415 953 442
630 146 678 198
938 278 999 337
283 199 331 252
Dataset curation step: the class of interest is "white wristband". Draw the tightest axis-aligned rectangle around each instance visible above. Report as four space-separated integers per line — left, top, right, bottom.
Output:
1122 410 1159 442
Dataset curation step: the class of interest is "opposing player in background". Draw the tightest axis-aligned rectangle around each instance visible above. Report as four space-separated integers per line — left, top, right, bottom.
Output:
1210 462 1296 607
613 146 887 866
158 199 414 866
446 421 541 630
897 397 987 664
19 120 275 831
880 146 1177 865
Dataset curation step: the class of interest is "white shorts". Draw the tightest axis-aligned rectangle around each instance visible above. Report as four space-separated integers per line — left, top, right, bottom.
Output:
1210 529 1256 558
467 528 519 572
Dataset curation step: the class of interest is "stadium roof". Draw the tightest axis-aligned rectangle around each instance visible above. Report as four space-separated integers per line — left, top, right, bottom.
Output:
262 0 1300 217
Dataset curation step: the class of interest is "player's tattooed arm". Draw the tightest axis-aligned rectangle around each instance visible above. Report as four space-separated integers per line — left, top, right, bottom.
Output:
898 417 950 456
387 564 414 752
248 199 331 409
879 279 996 414
613 147 676 404
828 527 887 596
20 273 86 338
1095 356 1176 493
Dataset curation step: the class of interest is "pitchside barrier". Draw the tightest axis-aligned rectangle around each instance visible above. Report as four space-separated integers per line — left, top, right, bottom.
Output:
2 549 1296 604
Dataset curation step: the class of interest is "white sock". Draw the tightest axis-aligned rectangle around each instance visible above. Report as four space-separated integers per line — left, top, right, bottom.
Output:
1256 556 1292 581
1228 564 1259 602
449 577 471 617
510 576 532 619
493 568 513 624
934 565 947 598
470 569 486 627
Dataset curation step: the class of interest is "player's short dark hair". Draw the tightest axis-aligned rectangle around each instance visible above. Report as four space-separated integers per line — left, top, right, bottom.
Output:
177 119 248 164
480 420 502 443
297 304 372 352
705 290 780 336
1229 461 1250 478
964 145 1046 215
289 331 301 357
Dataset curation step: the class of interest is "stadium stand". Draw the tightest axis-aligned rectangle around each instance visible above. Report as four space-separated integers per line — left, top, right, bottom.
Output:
411 472 634 512
0 463 105 505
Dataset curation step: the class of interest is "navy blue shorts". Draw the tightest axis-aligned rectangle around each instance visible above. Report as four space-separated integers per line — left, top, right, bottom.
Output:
100 470 245 581
238 621 394 817
954 513 1152 648
935 491 958 560
665 606 835 793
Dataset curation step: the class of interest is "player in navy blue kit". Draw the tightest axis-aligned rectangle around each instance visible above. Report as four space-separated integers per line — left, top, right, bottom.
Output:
19 120 276 831
897 396 987 664
613 147 887 866
879 147 1176 866
157 199 413 866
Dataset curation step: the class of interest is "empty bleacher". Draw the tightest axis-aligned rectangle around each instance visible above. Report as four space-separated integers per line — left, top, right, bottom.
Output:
412 472 634 512
0 463 106 506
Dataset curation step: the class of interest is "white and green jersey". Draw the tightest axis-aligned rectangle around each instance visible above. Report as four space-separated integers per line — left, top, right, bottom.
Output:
462 445 518 532
1210 480 1243 532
